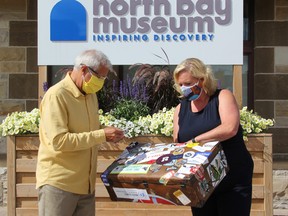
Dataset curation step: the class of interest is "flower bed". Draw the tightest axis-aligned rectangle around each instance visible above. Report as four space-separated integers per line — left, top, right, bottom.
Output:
0 106 274 140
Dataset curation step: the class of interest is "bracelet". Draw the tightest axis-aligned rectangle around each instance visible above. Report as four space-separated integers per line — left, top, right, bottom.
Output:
191 138 196 143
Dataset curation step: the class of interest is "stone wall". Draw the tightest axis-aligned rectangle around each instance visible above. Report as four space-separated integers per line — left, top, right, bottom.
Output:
0 0 287 212
0 168 7 207
254 0 288 159
0 0 38 171
0 0 38 208
0 0 38 116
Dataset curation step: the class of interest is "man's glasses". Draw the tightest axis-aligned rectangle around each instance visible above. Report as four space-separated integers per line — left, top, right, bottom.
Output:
81 64 107 80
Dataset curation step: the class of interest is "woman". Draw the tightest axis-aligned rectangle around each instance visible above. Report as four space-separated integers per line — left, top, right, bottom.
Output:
173 58 254 216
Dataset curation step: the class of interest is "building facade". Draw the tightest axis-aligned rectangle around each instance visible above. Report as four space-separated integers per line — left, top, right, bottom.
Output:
0 0 288 164
0 0 288 212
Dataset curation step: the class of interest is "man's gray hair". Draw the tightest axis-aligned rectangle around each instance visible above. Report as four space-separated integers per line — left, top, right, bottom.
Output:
74 49 113 72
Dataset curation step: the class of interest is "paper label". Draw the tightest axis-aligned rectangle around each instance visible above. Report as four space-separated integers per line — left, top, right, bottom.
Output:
111 164 151 174
173 189 191 205
113 187 150 200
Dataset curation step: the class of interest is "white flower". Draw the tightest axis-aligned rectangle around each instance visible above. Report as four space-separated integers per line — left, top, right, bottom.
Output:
240 106 274 140
0 108 40 136
1 106 274 140
99 107 175 138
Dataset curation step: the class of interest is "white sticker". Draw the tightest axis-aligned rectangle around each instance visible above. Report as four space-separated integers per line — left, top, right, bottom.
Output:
187 154 208 164
173 190 191 205
111 164 151 174
192 145 207 152
177 166 193 174
183 151 195 159
113 187 150 200
137 150 171 163
203 141 219 149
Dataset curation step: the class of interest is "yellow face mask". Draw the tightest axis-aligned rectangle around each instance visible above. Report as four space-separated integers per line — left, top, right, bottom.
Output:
82 73 105 94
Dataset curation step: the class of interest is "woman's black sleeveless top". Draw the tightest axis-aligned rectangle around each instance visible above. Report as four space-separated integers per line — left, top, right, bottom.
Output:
178 89 253 183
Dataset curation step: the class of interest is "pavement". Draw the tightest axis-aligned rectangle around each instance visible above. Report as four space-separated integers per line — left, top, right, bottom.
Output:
0 207 287 216
274 209 288 216
0 207 6 215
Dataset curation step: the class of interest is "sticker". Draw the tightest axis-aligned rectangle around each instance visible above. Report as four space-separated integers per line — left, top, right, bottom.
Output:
195 152 211 158
159 171 175 185
155 143 166 146
175 159 187 167
195 165 205 181
149 163 162 173
202 141 219 149
116 158 127 165
100 170 110 186
173 190 191 205
126 152 138 158
117 149 129 159
186 141 199 148
113 187 150 200
137 150 171 163
163 159 176 166
189 165 200 174
175 143 186 148
166 166 178 171
138 194 177 205
156 154 173 165
125 157 139 165
187 154 208 165
198 179 210 197
126 142 140 150
173 148 185 155
192 145 207 152
207 151 227 186
183 151 195 159
174 172 186 179
177 166 193 175
111 164 151 174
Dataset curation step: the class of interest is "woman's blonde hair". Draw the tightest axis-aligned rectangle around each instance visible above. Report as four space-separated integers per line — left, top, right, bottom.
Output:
173 58 218 96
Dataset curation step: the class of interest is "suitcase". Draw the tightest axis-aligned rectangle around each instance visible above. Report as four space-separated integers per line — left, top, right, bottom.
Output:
101 140 229 207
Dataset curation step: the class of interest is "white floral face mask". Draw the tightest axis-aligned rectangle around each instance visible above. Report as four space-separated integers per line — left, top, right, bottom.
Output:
180 81 202 101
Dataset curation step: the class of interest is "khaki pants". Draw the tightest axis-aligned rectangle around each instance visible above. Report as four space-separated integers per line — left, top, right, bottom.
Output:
38 185 95 216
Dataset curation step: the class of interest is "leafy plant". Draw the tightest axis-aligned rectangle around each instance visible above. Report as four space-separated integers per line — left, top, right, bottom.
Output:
99 107 174 138
97 80 117 113
109 99 150 121
0 108 40 136
0 106 274 141
240 106 274 140
129 48 179 113
97 76 149 113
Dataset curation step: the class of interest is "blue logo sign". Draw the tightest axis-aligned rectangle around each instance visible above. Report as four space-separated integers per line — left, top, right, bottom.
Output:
50 0 87 41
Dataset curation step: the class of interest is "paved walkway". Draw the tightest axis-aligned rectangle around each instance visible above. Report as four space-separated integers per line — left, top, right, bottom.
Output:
0 207 287 216
274 209 288 216
0 207 7 215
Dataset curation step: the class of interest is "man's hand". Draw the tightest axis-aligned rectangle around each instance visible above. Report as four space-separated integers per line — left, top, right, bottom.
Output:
103 127 125 142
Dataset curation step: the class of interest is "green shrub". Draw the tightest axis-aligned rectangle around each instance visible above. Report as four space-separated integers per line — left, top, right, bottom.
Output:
109 99 150 121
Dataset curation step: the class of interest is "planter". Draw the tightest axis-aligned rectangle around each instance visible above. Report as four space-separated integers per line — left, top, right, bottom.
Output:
7 134 272 216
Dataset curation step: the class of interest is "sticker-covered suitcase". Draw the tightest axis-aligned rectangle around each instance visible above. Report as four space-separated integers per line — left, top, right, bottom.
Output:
101 140 229 207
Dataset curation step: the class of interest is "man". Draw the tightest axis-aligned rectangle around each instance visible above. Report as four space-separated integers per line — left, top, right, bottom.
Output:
36 49 124 216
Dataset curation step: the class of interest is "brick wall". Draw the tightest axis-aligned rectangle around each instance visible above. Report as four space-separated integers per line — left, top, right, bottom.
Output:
0 0 38 169
254 0 288 159
0 0 38 116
